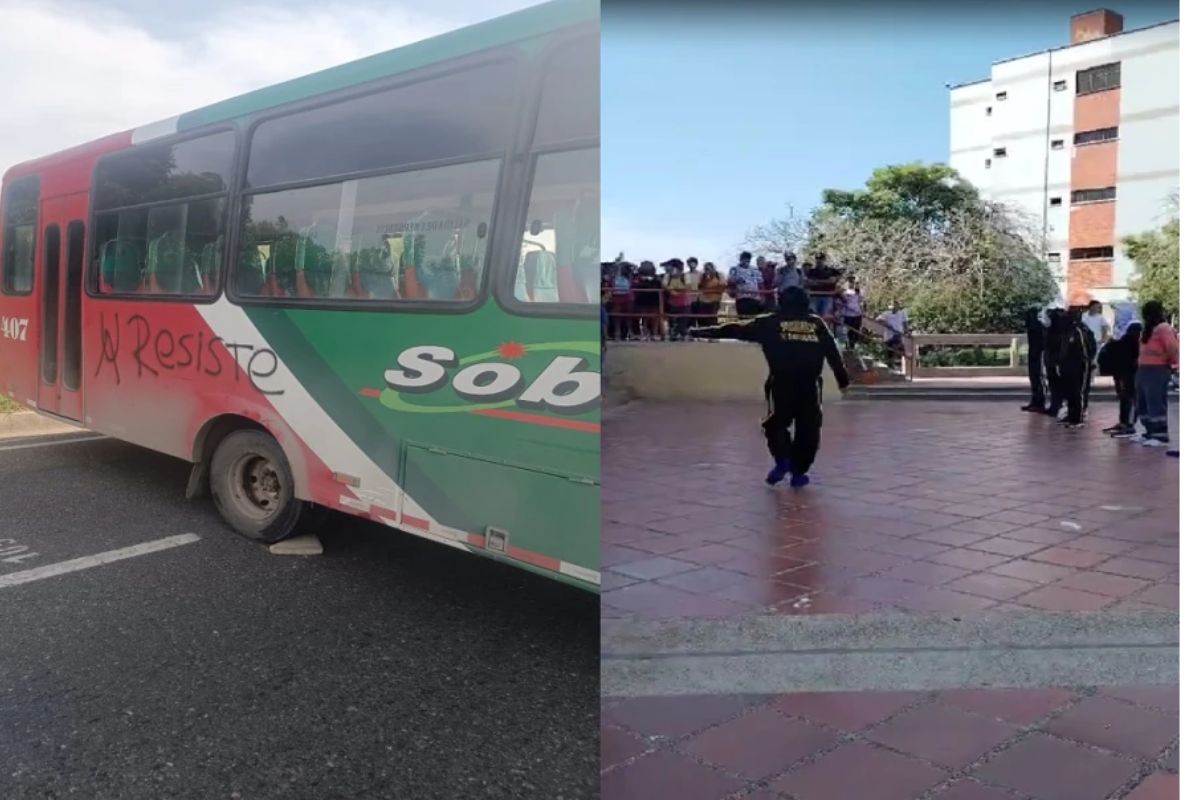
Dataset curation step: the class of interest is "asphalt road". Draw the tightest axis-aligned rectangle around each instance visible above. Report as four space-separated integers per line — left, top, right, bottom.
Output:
0 432 597 800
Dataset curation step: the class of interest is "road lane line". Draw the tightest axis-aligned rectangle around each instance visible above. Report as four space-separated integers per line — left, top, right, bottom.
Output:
0 434 107 452
0 534 201 588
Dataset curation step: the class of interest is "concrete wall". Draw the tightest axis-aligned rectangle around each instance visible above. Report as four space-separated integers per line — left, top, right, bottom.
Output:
603 343 845 403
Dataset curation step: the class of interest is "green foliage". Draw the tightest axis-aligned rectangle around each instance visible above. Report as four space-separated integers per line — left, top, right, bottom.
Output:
1125 216 1179 318
0 396 21 414
918 346 1011 368
819 163 981 225
792 162 1058 333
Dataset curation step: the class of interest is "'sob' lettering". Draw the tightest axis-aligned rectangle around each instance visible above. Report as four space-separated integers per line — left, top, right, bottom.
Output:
383 347 600 415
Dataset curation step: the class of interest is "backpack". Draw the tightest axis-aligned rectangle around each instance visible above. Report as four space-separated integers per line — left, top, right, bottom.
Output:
1096 339 1117 377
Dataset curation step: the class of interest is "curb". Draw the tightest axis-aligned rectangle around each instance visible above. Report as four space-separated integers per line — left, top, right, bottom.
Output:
0 410 88 440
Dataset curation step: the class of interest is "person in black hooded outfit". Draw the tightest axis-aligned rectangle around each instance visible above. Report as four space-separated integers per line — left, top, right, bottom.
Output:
691 286 850 488
1060 308 1097 428
1043 308 1066 417
1022 308 1047 412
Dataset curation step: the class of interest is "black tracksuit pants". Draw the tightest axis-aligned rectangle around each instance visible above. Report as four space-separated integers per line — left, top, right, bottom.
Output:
1062 366 1088 424
1045 358 1063 414
1115 370 1137 426
763 374 823 475
1027 346 1046 408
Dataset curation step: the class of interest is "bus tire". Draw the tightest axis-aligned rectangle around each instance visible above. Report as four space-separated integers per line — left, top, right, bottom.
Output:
210 429 307 544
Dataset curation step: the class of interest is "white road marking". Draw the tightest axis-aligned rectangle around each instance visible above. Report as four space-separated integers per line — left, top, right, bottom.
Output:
0 534 200 589
0 434 107 452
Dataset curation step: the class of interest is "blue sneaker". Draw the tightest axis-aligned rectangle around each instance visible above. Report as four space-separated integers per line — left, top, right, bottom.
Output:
790 473 810 488
765 460 791 485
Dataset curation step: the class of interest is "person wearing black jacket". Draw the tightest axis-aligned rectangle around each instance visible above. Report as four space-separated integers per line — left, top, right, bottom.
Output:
1060 309 1097 428
1022 308 1047 412
1100 321 1142 437
1043 309 1066 417
691 286 851 487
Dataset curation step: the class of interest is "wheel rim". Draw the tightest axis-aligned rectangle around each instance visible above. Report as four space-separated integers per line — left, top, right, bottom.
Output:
227 452 283 521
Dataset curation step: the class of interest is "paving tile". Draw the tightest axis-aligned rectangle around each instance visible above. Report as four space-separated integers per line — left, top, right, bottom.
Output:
1095 557 1177 580
671 542 746 565
1124 545 1178 565
684 708 839 779
1001 526 1080 545
966 536 1049 558
947 572 1038 601
1058 535 1139 556
865 703 1018 769
1124 772 1180 800
609 556 701 581
928 548 1013 571
879 560 971 586
931 779 1022 800
1026 546 1110 569
771 742 946 800
1043 696 1177 758
987 559 1076 584
1052 571 1149 598
600 750 746 800
1017 585 1114 611
1134 583 1178 609
936 687 1075 725
773 691 926 732
914 528 994 547
971 733 1139 800
602 725 649 769
656 566 749 594
603 695 762 739
1096 685 1179 716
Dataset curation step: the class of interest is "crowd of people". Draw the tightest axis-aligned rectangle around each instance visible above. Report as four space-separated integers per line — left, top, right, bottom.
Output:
1024 298 1179 455
600 251 875 347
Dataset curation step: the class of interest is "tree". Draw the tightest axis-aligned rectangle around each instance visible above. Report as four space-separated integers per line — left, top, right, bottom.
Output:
1125 198 1179 318
743 163 1058 332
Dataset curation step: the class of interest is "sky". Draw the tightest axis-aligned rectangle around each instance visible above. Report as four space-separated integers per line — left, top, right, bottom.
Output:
602 0 1179 265
0 0 540 177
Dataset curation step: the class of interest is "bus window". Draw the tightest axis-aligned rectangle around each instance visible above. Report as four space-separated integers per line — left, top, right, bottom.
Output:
91 130 233 298
246 64 517 189
514 147 599 305
236 159 499 303
533 35 598 147
2 177 39 295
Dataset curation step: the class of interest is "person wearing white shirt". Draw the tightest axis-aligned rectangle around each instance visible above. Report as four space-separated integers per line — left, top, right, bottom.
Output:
1081 299 1111 413
878 301 909 367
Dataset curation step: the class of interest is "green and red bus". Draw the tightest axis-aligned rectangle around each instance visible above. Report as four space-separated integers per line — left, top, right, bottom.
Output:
0 0 600 590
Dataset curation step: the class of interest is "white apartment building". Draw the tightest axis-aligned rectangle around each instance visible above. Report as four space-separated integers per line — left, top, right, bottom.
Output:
949 9 1178 306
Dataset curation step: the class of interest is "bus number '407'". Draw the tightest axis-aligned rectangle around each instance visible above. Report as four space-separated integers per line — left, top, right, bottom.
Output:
1 317 29 342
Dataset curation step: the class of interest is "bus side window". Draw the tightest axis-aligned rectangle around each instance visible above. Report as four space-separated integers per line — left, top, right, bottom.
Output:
514 147 600 305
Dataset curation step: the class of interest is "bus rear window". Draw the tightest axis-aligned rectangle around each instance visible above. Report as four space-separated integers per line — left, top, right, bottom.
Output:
513 147 599 306
234 159 499 303
2 177 39 295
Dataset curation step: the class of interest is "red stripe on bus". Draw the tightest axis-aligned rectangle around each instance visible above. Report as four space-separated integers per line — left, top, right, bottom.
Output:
471 408 600 433
359 388 382 398
507 545 561 572
371 505 398 521
400 514 430 531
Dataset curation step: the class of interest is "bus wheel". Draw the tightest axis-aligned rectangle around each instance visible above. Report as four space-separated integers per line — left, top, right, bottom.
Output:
210 429 307 544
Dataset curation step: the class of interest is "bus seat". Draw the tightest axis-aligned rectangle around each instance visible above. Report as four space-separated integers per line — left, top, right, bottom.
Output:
294 270 313 298
455 267 478 301
403 267 427 300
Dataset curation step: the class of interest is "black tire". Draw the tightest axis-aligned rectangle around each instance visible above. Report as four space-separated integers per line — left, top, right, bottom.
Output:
209 429 307 544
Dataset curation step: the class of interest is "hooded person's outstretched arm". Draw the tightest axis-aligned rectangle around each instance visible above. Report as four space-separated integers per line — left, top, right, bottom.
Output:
690 315 768 343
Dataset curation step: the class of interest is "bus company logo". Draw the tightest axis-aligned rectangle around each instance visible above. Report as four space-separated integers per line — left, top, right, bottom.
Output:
363 341 600 428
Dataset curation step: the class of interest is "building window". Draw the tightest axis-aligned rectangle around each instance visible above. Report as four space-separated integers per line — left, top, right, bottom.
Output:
1047 252 1061 263
1071 187 1116 204
1076 62 1121 95
1050 197 1063 207
1051 139 1064 150
992 147 1007 158
984 158 992 169
1069 246 1114 260
1053 79 1068 91
985 106 992 116
1074 127 1119 145
995 91 1007 100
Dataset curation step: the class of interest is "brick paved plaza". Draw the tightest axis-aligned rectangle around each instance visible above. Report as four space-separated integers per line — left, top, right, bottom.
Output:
600 400 1179 800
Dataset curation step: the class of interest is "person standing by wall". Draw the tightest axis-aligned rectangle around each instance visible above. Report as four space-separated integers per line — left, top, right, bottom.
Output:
696 262 725 327
1134 301 1179 447
1043 308 1066 418
1060 309 1096 429
728 251 764 318
1102 321 1142 438
1021 308 1047 412
842 278 864 350
1081 300 1110 413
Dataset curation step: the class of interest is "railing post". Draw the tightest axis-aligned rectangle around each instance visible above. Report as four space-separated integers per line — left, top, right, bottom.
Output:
1010 336 1020 370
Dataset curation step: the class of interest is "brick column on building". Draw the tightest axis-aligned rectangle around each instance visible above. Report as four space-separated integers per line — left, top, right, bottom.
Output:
1068 84 1121 306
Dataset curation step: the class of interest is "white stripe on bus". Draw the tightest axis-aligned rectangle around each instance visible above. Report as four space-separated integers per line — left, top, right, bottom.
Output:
131 115 181 144
0 434 107 452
